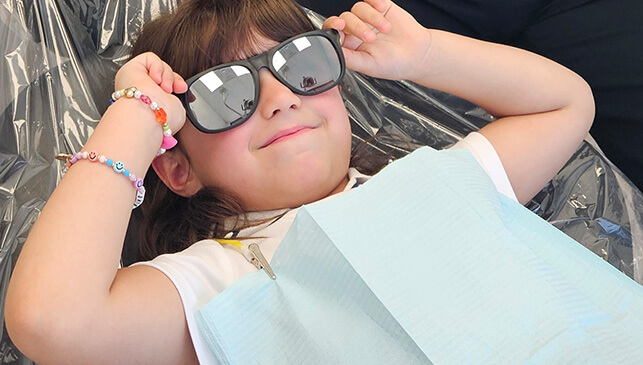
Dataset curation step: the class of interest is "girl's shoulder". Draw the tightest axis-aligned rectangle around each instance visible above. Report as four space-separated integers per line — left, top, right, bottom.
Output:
449 132 518 202
132 240 256 304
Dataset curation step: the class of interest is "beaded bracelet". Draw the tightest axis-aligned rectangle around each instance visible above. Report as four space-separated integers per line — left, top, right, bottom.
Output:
59 151 146 209
110 87 177 156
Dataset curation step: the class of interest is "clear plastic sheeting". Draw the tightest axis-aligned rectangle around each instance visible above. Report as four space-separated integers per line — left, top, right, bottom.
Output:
0 0 641 362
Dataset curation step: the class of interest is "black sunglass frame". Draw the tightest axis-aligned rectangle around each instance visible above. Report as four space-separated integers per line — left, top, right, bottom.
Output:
178 28 346 134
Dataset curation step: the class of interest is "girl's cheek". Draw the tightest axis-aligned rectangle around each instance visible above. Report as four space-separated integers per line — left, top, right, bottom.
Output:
210 120 255 151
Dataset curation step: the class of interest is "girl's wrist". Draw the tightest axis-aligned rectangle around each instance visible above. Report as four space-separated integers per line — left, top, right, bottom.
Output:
83 98 167 176
110 87 179 156
114 73 186 131
407 28 436 85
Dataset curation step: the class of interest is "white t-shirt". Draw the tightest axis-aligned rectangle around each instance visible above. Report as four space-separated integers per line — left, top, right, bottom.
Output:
133 132 517 364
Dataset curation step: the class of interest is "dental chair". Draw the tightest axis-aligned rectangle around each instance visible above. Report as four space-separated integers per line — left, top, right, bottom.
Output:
1 0 641 362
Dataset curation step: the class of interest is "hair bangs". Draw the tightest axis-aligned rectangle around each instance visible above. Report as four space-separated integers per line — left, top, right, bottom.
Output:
131 0 314 81
208 0 315 64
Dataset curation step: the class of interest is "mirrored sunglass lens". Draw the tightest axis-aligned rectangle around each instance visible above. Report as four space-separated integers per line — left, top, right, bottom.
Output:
187 65 255 131
272 35 341 94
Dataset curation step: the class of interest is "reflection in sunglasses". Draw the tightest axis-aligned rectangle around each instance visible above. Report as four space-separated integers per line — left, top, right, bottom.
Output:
221 87 245 119
305 79 334 93
241 99 254 113
293 37 312 52
199 71 223 92
300 76 317 89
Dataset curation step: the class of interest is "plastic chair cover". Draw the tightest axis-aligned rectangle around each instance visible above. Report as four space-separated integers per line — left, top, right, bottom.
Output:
0 0 641 362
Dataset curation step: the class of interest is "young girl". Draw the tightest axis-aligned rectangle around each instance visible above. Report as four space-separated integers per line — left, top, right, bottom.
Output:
5 0 596 363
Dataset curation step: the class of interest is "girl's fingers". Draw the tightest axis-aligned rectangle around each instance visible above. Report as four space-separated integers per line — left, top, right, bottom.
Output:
339 11 377 43
342 33 365 50
341 46 377 76
138 52 180 93
173 72 188 94
160 63 175 92
322 16 348 47
322 15 345 31
364 0 390 13
350 1 391 34
146 54 165 84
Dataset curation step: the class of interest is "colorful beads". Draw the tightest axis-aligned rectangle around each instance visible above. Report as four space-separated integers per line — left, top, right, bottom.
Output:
69 153 79 164
65 151 145 209
161 135 178 150
113 161 125 173
110 87 177 156
140 95 151 104
134 189 145 207
155 109 167 125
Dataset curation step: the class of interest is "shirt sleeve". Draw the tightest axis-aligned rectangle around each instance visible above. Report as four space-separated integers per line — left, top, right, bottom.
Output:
131 240 255 365
450 132 518 202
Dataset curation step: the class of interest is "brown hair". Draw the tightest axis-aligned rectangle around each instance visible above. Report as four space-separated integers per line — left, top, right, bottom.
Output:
126 0 395 263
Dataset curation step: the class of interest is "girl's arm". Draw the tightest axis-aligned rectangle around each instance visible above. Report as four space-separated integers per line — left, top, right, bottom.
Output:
411 31 594 204
5 54 198 363
325 0 595 204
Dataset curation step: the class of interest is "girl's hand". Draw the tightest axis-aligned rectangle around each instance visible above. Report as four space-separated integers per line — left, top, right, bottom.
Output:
322 0 431 81
114 52 188 132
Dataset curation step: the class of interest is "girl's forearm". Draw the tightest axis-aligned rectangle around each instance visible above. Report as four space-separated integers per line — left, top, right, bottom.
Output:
412 29 589 118
409 30 594 203
7 99 161 323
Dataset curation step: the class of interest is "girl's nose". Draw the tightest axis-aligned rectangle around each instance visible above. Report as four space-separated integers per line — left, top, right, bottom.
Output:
256 69 302 119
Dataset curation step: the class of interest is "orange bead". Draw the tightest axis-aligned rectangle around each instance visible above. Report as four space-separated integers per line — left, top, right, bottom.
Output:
155 108 167 125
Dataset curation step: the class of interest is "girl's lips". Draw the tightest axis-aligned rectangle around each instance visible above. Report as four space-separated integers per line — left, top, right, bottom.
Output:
261 126 314 148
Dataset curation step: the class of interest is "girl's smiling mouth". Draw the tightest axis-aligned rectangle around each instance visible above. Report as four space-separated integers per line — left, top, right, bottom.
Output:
260 126 315 148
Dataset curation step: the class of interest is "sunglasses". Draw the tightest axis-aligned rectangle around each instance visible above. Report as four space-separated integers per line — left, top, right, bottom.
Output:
178 28 346 134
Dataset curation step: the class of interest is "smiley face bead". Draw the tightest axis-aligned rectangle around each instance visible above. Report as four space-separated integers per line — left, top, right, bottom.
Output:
65 150 146 209
134 178 144 190
113 161 125 173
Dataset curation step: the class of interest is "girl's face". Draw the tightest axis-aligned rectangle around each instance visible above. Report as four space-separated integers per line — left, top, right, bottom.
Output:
178 44 352 211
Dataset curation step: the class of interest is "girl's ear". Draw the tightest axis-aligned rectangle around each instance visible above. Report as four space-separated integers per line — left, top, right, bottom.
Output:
151 149 203 197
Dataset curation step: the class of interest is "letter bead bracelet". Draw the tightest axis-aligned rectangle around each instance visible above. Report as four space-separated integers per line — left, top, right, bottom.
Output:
55 87 173 209
110 87 178 156
58 151 146 209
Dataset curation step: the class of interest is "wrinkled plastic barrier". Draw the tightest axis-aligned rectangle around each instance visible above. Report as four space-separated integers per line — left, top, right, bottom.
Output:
0 0 641 362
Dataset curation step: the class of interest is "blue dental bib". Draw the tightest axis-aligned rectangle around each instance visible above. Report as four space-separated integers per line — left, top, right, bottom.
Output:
196 147 643 364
